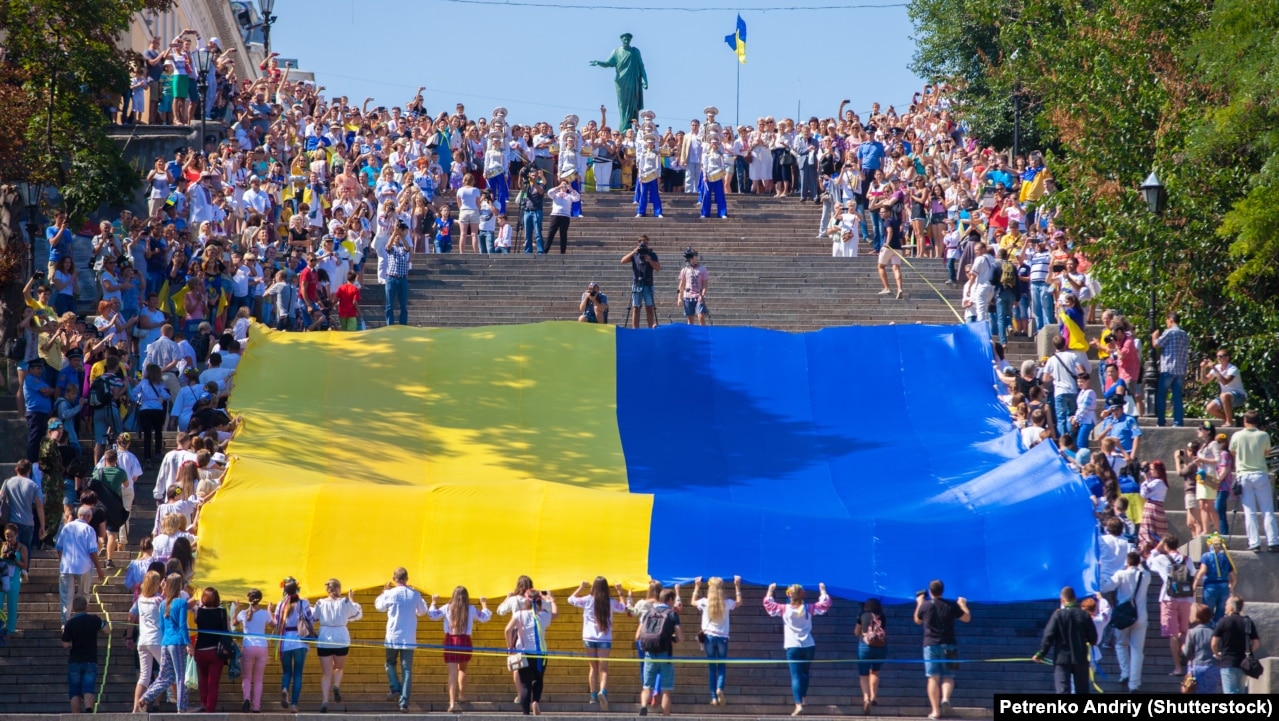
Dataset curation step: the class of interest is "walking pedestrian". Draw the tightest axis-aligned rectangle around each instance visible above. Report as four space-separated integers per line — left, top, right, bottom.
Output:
428 586 491 712
763 582 832 716
691 576 742 707
1032 586 1098 694
568 577 627 709
915 580 972 720
855 598 888 714
375 567 428 712
314 579 363 712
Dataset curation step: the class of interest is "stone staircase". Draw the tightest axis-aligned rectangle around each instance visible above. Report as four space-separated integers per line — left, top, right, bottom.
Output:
1 191 1274 714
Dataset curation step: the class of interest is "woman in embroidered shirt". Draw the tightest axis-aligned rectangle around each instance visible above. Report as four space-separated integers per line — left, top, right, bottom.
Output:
1138 460 1169 556
428 586 492 712
691 575 742 707
763 582 831 716
568 577 628 709
313 578 363 713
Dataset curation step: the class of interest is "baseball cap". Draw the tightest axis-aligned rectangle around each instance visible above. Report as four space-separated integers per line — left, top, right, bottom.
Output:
47 418 63 430
587 282 599 289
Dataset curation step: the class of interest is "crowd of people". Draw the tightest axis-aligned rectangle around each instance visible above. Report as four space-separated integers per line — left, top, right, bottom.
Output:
6 27 1279 712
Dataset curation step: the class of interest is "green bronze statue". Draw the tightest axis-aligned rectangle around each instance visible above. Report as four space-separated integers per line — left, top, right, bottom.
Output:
590 33 648 130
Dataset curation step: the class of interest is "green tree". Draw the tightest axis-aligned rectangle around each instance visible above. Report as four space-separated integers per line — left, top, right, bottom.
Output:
0 0 174 352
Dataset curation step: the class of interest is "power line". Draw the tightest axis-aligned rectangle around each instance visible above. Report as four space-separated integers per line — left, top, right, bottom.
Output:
438 0 906 11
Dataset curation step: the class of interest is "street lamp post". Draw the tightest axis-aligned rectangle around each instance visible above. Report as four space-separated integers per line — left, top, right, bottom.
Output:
258 0 277 57
1139 170 1166 416
194 48 212 153
18 182 42 279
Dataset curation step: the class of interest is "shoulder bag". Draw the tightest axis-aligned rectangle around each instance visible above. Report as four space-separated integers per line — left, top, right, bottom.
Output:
1241 617 1264 679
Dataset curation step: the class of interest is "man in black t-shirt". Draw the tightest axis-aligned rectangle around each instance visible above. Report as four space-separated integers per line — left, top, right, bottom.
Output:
622 236 662 329
1212 596 1261 694
637 588 682 716
877 207 905 299
61 595 109 713
915 579 971 719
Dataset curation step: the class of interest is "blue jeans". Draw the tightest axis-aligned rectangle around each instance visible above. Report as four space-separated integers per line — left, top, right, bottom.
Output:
1075 423 1094 451
1202 583 1229 626
384 276 408 326
1155 372 1184 426
704 635 729 698
478 230 494 254
2 568 20 634
734 157 750 193
1054 394 1077 439
434 237 452 253
1216 490 1231 535
946 257 958 283
280 647 307 705
1220 666 1246 694
785 646 815 704
1031 281 1054 332
871 213 884 253
995 288 1015 344
386 648 414 705
522 210 544 253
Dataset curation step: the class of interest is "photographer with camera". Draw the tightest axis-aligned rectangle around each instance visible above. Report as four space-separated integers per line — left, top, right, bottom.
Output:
578 282 609 324
622 236 661 329
518 167 547 254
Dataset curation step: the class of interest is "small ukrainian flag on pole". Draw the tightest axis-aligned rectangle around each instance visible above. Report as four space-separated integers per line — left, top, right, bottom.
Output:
724 14 746 64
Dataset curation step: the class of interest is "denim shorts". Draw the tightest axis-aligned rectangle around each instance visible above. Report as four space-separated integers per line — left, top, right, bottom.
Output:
642 654 674 690
68 661 98 697
631 284 655 308
682 298 708 317
1225 389 1246 405
923 643 958 678
584 640 612 650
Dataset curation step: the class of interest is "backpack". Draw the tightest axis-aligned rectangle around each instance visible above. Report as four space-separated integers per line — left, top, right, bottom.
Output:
861 613 887 648
1166 556 1195 598
999 260 1018 289
637 606 674 654
88 375 113 409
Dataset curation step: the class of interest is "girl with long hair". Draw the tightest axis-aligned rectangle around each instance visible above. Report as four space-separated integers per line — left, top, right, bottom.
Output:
235 588 273 713
136 573 190 713
504 588 559 716
568 577 628 709
192 587 230 712
498 575 536 702
428 586 492 711
691 575 743 706
273 577 313 712
169 536 195 585
129 570 165 712
314 578 363 713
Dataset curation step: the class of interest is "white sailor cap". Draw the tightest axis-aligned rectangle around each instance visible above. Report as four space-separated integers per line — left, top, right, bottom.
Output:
564 114 579 126
559 167 577 180
643 132 658 143
703 106 719 116
492 106 508 118
640 110 657 121
487 129 503 140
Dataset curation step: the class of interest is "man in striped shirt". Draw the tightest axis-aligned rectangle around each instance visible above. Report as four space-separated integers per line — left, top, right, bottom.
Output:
1152 310 1190 427
1028 238 1055 334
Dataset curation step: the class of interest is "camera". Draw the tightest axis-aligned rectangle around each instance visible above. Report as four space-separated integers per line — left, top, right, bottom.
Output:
32 271 45 279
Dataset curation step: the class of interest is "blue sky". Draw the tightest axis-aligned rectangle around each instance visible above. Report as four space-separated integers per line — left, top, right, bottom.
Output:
271 0 924 130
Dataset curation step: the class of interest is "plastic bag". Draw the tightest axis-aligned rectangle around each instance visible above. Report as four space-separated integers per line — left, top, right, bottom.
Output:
184 654 199 690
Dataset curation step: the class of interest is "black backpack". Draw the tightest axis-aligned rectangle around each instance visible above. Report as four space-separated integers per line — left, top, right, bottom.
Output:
637 606 673 654
1166 557 1195 598
88 375 113 409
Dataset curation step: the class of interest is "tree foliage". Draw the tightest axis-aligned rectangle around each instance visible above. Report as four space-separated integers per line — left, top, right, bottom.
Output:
909 0 1279 417
0 0 175 220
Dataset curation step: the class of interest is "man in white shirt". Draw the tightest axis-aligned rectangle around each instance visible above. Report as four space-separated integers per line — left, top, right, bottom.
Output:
1110 551 1149 692
188 173 218 225
153 432 199 503
1198 349 1246 425
1041 334 1091 437
968 242 996 322
1097 517 1130 600
375 567 428 712
55 506 103 623
241 176 270 219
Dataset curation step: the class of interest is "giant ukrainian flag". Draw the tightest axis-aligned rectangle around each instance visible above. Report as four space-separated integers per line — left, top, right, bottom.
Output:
197 321 1097 601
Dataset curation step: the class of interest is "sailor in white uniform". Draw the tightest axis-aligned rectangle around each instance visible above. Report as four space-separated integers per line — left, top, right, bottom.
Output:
700 135 729 219
484 131 509 215
636 132 663 218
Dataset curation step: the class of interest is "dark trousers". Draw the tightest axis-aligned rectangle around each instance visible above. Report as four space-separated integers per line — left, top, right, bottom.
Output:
138 409 166 460
1053 663 1091 694
548 215 570 254
25 411 48 462
518 659 546 714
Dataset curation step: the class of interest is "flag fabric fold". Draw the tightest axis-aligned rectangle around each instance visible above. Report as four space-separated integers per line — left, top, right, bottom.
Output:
724 15 746 64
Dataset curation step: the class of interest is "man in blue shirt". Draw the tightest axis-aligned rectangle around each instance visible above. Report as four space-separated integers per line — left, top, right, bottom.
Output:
1096 396 1143 458
856 135 885 189
23 358 56 462
985 156 1014 192
46 211 72 279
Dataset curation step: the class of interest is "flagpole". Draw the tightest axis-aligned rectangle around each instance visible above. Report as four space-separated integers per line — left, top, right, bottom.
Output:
735 60 740 128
